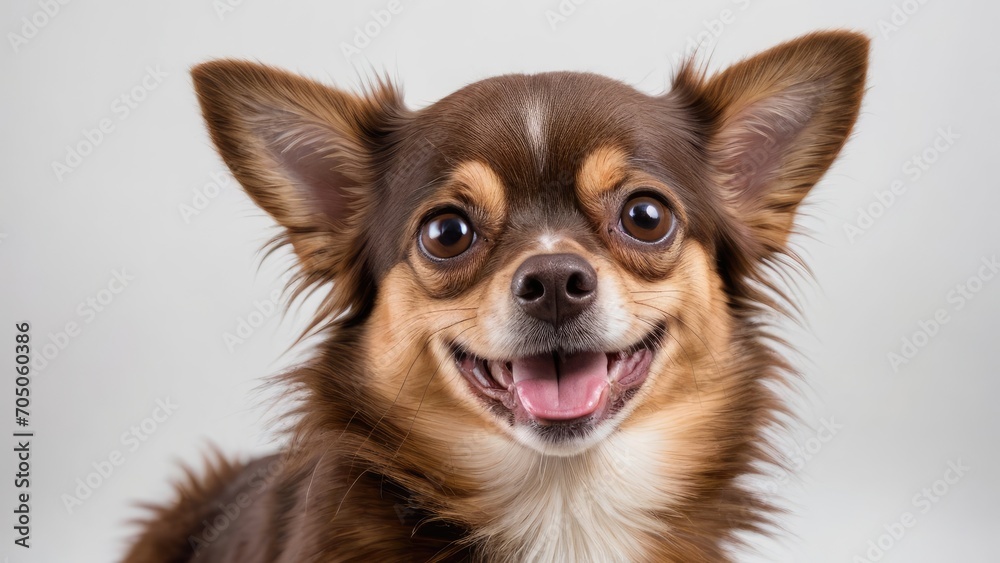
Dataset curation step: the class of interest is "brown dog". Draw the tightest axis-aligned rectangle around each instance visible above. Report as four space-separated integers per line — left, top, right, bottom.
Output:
124 30 868 562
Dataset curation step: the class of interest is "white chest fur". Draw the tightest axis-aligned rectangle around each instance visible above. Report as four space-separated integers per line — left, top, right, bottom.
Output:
467 428 676 562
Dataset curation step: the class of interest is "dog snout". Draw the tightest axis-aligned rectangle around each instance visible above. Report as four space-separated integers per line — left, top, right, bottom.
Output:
511 253 597 327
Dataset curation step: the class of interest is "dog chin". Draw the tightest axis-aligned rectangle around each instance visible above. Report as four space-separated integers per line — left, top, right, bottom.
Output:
451 323 664 455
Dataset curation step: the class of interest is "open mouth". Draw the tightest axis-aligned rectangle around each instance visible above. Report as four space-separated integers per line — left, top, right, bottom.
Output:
453 324 664 437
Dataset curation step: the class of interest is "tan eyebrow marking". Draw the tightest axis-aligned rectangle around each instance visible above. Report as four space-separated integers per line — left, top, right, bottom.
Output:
575 146 630 217
446 160 507 220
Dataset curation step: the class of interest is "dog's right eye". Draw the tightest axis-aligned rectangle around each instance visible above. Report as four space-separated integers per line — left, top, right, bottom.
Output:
420 212 475 260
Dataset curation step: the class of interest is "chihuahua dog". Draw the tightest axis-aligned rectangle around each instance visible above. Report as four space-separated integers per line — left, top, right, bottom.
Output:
125 31 867 562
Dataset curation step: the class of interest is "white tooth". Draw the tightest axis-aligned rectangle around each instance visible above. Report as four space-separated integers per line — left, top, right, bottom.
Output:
490 360 513 388
608 355 623 382
471 361 492 388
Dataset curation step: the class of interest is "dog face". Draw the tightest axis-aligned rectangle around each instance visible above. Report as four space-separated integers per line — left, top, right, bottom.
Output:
367 75 731 456
193 31 866 556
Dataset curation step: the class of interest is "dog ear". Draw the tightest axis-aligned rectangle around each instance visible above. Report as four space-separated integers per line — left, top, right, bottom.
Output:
676 31 869 258
191 60 406 319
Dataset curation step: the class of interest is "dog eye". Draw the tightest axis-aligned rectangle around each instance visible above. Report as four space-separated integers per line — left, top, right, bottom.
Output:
420 212 475 259
619 195 675 243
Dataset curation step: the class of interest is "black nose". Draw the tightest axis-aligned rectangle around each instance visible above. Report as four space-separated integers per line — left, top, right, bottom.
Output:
511 253 598 327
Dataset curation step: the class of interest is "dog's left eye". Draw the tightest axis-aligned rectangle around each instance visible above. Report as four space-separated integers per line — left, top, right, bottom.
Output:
420 212 475 259
619 194 675 244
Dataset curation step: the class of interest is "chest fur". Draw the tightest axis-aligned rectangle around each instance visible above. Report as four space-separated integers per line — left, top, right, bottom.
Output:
460 431 675 562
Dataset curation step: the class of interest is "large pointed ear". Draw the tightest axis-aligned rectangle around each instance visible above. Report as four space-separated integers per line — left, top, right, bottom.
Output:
191 60 406 320
676 31 869 259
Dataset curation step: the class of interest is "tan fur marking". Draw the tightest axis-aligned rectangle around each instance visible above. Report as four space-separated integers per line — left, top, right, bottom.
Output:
575 146 629 218
446 160 507 221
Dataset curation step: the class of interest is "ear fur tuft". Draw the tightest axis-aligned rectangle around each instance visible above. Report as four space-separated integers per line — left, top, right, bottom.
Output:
191 60 408 328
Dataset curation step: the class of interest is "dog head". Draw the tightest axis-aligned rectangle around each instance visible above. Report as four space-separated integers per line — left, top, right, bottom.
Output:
193 30 867 551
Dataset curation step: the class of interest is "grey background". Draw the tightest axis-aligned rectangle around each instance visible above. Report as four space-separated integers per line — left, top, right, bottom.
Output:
2 0 998 561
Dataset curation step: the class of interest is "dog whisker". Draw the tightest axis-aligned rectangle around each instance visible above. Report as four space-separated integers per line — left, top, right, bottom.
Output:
632 303 724 401
339 315 477 517
300 448 329 523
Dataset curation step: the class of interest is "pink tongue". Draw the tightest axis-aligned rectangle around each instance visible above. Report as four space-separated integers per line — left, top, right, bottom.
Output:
511 352 608 421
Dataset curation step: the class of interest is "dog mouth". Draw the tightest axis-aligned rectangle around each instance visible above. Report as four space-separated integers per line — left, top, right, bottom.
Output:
452 324 663 437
